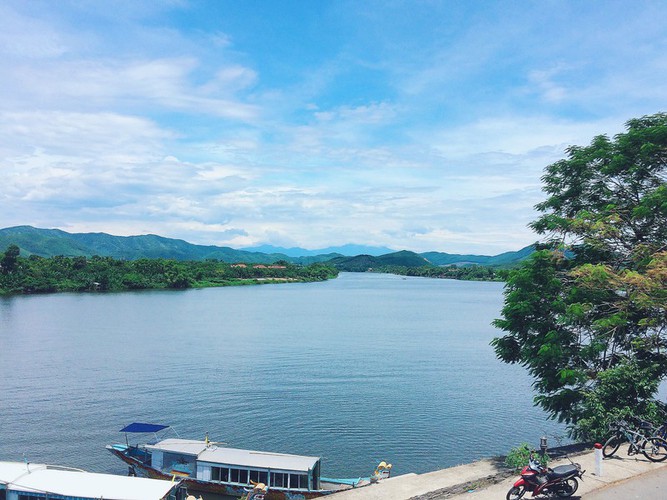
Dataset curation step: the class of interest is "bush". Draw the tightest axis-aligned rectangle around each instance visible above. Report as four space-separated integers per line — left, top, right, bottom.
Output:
504 443 549 471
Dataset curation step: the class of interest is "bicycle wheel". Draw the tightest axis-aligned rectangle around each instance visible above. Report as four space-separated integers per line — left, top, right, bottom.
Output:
642 436 667 462
602 434 623 457
506 485 526 500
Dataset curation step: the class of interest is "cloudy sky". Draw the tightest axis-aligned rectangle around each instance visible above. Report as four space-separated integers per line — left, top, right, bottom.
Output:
2 1 666 254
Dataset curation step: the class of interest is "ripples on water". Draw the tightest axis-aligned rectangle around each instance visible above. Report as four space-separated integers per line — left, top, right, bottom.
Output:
0 273 564 477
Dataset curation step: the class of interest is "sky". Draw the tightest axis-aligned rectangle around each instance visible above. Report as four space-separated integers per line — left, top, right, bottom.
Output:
1 0 666 254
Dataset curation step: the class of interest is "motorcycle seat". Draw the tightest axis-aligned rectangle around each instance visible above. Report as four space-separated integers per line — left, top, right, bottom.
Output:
547 464 578 479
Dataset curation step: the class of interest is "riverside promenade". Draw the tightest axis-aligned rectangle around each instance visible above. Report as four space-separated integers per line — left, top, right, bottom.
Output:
331 447 667 499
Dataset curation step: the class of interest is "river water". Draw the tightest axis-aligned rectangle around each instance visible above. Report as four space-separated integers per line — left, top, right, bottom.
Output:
0 272 564 478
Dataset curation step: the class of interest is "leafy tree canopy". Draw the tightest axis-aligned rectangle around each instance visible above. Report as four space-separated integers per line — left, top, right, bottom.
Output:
492 113 667 440
1 244 20 274
0 250 338 295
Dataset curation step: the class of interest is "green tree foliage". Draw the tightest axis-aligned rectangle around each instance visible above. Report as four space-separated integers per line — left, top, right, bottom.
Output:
504 443 549 471
373 264 503 281
0 252 338 295
1 244 20 274
492 113 667 441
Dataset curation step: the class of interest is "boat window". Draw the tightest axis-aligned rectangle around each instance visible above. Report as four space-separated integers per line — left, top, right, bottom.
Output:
162 452 195 472
211 466 229 482
290 473 308 489
18 496 44 500
230 468 249 484
270 472 287 488
249 469 268 484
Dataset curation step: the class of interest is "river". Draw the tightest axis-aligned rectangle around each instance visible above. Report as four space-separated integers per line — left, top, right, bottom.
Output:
0 272 564 478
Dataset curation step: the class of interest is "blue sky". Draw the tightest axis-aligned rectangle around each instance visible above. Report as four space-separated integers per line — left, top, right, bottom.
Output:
2 0 666 254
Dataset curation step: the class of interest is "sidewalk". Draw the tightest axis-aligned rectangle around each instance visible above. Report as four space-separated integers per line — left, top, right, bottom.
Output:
330 447 667 500
582 465 667 499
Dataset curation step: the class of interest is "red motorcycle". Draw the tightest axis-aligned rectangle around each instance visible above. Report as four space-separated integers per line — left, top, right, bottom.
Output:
506 453 584 499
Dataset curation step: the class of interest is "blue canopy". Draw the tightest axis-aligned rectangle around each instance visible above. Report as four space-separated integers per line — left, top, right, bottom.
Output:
120 423 170 433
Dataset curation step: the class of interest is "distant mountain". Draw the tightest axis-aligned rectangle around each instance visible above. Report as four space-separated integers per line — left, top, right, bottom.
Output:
421 245 536 267
330 247 535 272
0 226 336 264
328 254 379 272
420 251 491 266
330 250 431 271
0 226 535 269
242 243 394 257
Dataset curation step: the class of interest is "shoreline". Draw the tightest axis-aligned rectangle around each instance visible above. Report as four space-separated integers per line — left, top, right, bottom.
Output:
330 445 667 499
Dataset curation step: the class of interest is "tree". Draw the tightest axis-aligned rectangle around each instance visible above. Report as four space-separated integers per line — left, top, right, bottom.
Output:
492 113 667 440
1 244 20 274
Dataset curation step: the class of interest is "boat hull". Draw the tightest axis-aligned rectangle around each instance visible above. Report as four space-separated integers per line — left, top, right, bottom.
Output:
107 446 347 500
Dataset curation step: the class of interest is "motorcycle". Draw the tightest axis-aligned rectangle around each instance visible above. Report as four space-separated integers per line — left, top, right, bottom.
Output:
506 452 584 499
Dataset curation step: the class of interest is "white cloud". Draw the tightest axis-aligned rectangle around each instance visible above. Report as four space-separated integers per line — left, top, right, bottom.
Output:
203 66 258 94
0 3 69 58
527 65 572 103
314 102 396 124
3 58 259 120
1 1 666 255
427 116 624 158
1 111 171 157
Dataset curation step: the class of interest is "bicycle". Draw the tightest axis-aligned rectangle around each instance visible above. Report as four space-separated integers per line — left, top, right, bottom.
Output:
638 418 667 453
638 418 667 440
654 421 667 440
602 420 667 462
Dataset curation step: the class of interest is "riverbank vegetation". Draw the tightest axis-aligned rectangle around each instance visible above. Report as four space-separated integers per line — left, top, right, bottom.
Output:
329 250 516 281
371 264 509 281
492 113 667 441
0 247 338 295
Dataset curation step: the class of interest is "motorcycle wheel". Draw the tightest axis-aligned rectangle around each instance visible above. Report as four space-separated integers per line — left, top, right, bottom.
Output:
602 434 622 457
555 477 579 497
642 436 667 462
506 485 526 500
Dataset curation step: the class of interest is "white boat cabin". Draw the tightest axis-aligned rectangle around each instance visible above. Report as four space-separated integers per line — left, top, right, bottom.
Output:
147 439 322 491
0 461 181 500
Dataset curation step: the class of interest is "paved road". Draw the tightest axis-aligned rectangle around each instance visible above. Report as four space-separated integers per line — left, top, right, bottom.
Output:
582 465 667 499
330 448 667 500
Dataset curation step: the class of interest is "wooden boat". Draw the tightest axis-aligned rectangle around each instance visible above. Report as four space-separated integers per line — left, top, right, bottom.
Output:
107 423 392 500
0 460 183 500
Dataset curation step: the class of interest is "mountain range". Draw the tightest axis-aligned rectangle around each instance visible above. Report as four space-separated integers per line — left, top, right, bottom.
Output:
241 243 394 257
0 226 535 268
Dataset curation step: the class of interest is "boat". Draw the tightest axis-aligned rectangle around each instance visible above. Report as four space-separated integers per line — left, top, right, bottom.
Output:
0 460 185 500
107 423 392 500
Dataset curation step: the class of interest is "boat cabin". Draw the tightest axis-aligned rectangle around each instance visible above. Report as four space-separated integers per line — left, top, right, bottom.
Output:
146 439 321 492
0 461 182 500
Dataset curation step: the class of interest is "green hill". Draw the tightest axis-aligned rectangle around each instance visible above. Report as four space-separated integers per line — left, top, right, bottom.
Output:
421 245 535 267
378 250 431 267
329 250 430 271
0 226 535 268
328 254 379 272
0 226 336 264
485 245 536 266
